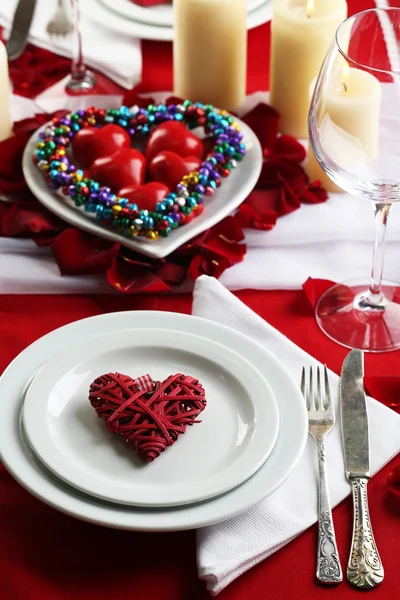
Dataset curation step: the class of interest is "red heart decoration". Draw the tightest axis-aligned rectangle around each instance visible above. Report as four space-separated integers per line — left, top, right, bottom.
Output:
89 372 207 462
117 182 170 212
72 125 131 169
146 121 203 161
149 151 202 191
89 148 147 191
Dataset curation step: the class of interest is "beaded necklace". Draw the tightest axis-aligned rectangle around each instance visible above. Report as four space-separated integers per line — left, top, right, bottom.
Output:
33 101 246 241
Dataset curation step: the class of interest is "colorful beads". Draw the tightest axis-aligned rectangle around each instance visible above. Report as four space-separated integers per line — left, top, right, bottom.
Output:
33 102 245 241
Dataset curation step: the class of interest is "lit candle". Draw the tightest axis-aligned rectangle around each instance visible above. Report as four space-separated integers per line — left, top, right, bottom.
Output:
270 0 347 138
313 64 381 179
0 40 12 142
173 0 247 112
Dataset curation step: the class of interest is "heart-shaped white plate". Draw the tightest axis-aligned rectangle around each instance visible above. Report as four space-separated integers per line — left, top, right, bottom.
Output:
22 117 262 259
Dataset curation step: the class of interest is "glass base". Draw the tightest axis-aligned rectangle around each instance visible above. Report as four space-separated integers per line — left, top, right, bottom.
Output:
316 279 400 353
65 69 96 95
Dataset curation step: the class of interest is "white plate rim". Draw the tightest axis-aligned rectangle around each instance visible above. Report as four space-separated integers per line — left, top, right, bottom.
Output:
97 0 268 28
22 328 279 507
22 117 262 259
0 311 307 531
83 0 272 41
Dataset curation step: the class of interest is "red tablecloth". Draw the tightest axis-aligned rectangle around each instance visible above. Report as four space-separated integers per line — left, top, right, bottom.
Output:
1 1 400 598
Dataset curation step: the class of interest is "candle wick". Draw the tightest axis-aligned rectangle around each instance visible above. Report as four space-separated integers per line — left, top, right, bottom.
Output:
342 82 348 92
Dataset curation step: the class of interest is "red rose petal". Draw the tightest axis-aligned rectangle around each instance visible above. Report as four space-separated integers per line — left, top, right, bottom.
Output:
122 88 156 109
235 203 277 231
302 277 337 311
300 181 329 204
107 257 172 293
0 201 63 236
8 45 70 98
242 103 280 151
258 158 306 190
0 134 31 193
188 253 232 281
52 228 120 275
165 95 185 106
272 135 306 164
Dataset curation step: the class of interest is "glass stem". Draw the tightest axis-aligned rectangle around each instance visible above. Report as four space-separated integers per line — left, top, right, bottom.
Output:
366 203 391 306
70 0 85 82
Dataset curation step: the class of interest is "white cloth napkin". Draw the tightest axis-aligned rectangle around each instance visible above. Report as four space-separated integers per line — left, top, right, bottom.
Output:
0 0 142 89
192 275 400 595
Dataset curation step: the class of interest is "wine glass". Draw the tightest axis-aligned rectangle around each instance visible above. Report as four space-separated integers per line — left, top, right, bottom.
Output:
65 0 95 94
308 7 400 352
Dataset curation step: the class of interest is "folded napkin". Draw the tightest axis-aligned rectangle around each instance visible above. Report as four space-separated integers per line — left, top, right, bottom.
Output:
192 275 400 595
0 0 142 89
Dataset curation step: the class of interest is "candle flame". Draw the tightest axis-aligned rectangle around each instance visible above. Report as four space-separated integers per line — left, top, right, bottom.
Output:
306 0 315 17
342 61 350 92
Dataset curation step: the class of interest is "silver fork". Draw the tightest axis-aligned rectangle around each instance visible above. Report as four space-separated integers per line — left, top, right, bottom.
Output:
46 0 73 36
301 365 343 585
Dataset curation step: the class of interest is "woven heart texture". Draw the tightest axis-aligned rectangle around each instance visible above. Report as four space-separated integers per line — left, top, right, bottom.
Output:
89 372 206 462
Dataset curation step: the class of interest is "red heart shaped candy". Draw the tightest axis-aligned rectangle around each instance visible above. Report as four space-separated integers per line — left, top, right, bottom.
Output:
146 121 203 161
72 125 131 169
149 151 202 191
89 372 207 462
118 182 170 212
89 148 147 191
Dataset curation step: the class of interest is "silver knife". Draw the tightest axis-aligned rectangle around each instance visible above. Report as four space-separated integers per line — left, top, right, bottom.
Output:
340 349 384 589
6 0 37 60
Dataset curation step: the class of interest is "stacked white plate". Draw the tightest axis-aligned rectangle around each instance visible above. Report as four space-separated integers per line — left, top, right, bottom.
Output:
85 0 273 41
0 311 307 531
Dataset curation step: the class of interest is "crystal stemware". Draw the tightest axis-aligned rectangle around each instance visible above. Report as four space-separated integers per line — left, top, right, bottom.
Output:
65 0 96 94
308 7 400 352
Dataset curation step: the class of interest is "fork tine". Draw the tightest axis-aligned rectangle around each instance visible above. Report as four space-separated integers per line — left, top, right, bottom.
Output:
316 366 321 410
324 364 332 411
300 366 306 401
308 366 313 410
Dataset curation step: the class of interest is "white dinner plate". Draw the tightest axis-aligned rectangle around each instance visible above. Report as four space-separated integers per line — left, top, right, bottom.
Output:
84 0 272 40
98 0 267 28
22 117 262 260
0 312 307 531
22 329 279 507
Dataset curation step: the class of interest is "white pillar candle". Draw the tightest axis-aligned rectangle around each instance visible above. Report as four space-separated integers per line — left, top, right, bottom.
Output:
173 0 247 112
0 41 12 142
270 0 347 139
314 66 381 182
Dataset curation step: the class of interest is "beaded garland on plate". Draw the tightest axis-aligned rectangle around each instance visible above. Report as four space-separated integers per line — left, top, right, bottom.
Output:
32 102 246 241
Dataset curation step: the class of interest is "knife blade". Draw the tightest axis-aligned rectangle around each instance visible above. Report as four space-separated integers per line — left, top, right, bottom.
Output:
340 348 369 479
6 0 37 61
340 349 384 589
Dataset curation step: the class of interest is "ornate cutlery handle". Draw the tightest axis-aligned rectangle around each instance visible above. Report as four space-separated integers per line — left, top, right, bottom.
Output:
316 437 342 584
347 477 384 588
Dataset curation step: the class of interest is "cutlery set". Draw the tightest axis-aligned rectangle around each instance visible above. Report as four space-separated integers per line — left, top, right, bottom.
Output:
303 349 384 588
6 0 72 62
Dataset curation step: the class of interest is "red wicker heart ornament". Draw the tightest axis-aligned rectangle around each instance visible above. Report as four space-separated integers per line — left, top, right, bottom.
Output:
89 372 206 462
